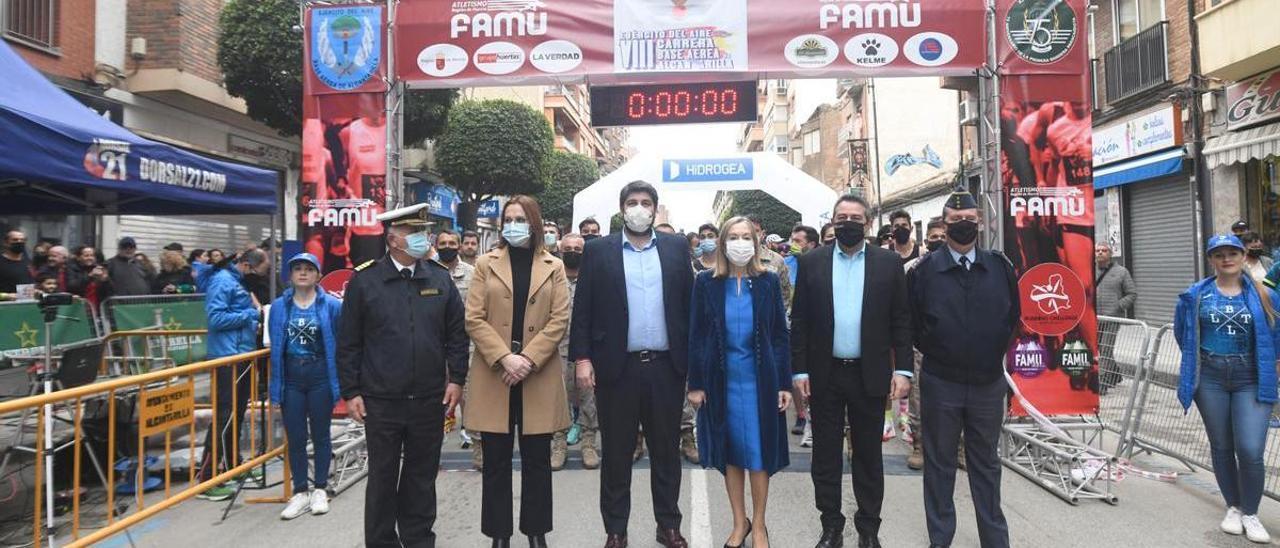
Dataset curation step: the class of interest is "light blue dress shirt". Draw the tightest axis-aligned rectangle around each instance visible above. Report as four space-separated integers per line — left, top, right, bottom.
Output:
832 244 867 359
948 246 977 269
623 232 669 351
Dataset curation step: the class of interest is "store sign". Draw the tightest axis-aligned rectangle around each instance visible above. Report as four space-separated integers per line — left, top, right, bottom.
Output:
228 134 296 168
1092 105 1182 166
1226 68 1280 131
476 199 501 219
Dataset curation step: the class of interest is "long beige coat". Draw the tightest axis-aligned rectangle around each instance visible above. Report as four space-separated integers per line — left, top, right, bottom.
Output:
463 247 572 435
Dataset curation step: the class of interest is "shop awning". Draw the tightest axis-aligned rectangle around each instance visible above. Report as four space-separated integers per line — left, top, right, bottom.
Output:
1204 123 1280 169
1094 148 1186 190
0 41 278 215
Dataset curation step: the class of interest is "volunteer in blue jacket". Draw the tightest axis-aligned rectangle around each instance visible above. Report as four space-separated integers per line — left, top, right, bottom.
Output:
197 249 269 501
1175 234 1280 544
270 253 343 520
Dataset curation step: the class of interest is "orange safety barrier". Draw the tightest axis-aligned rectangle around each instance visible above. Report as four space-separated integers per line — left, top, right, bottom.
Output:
0 348 290 548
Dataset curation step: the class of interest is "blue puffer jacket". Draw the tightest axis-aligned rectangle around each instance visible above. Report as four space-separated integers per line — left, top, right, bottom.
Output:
268 288 342 405
204 268 260 359
1174 276 1280 410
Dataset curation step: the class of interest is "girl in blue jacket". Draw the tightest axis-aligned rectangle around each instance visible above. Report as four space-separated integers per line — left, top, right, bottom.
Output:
1175 234 1280 544
269 253 343 520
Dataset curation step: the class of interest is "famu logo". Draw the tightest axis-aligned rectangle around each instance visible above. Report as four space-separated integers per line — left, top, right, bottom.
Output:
1005 0 1077 64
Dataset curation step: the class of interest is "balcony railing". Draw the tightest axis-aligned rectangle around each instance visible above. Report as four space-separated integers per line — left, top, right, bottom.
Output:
1103 21 1169 104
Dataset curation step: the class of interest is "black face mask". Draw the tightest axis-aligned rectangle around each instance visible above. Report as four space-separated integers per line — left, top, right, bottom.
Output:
7 243 24 254
893 226 912 245
834 221 866 248
1247 248 1264 258
926 240 945 253
946 220 980 246
437 248 459 263
583 234 600 242
561 251 583 269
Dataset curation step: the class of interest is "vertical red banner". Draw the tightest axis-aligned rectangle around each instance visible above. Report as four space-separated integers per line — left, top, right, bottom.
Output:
997 0 1098 415
302 5 388 274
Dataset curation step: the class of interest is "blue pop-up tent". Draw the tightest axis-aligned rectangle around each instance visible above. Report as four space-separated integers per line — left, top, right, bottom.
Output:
0 40 278 215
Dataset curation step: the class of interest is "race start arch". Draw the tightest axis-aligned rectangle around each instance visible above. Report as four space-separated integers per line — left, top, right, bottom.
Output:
572 152 837 235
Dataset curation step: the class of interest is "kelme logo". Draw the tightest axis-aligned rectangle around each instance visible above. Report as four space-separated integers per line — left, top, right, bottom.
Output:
1005 0 1077 65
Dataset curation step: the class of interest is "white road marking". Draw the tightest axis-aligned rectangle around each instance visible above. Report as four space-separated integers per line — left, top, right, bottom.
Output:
691 468 712 548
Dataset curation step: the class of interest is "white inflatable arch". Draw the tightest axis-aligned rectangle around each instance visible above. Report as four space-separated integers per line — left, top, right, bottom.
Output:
572 152 839 235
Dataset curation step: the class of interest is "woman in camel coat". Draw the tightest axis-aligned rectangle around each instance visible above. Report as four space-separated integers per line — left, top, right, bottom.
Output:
465 195 571 548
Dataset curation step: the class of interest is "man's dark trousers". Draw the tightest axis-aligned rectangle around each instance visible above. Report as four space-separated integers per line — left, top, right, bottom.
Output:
364 397 444 548
920 369 1009 548
810 358 886 538
596 352 684 536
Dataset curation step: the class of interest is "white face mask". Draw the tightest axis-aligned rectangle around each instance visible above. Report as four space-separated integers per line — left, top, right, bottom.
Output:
623 205 654 233
725 239 756 267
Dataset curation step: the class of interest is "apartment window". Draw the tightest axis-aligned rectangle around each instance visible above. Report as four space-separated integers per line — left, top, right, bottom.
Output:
773 106 788 122
3 0 59 51
773 136 788 154
803 131 820 156
1114 0 1163 43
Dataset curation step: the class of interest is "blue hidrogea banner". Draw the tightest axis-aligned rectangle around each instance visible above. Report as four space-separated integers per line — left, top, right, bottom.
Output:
476 199 501 218
662 158 753 183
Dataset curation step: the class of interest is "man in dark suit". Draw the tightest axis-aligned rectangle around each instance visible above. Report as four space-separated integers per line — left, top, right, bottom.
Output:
791 195 914 548
570 181 695 548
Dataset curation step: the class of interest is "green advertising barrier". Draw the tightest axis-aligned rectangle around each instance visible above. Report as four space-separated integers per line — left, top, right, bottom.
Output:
108 297 208 366
0 301 97 367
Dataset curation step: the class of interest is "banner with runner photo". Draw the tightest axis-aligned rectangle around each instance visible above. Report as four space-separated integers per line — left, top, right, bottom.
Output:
395 0 986 87
1000 72 1098 416
302 5 389 274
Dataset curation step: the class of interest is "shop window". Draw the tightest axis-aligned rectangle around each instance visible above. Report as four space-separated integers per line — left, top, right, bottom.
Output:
1246 156 1280 255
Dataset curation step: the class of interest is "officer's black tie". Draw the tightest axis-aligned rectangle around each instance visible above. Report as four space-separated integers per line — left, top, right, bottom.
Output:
400 268 411 279
959 256 971 271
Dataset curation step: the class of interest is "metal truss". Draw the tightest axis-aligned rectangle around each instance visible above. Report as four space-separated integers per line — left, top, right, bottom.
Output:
1000 419 1119 506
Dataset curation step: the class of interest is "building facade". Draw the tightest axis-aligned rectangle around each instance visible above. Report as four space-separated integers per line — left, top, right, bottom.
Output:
3 0 299 261
1089 0 1200 324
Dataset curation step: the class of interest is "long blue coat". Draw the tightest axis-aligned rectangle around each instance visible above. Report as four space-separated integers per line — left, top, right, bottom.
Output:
688 270 793 475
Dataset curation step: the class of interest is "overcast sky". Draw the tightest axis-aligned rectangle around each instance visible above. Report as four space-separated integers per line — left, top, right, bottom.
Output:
622 80 836 230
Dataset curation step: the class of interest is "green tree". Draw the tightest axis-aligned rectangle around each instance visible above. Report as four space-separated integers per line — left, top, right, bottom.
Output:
436 100 555 229
537 150 600 229
728 190 800 237
218 0 455 142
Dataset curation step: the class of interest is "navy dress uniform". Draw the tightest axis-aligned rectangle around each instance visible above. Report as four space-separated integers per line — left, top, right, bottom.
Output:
907 192 1019 548
336 204 469 548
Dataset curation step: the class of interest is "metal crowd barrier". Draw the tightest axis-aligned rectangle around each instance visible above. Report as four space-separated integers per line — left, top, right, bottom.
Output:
1094 316 1154 450
0 349 286 548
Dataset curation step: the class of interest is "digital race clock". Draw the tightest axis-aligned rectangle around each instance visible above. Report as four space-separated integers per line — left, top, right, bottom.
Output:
589 81 759 127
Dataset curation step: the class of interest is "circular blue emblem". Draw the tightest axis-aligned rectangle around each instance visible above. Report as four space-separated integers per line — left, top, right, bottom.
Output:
310 7 382 91
918 38 943 62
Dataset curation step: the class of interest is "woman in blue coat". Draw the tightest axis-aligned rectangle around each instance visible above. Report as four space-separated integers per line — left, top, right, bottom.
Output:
688 216 793 548
268 253 343 521
1175 235 1280 544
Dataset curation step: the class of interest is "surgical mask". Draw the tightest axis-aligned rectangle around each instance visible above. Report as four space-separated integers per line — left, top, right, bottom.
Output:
789 242 804 255
1247 248 1264 258
623 205 654 233
834 221 865 248
561 251 582 269
503 222 531 248
945 220 979 246
692 246 704 259
6 243 23 254
583 234 600 242
698 240 717 255
403 232 431 259
893 226 912 245
437 248 459 263
544 233 557 247
725 239 756 267
926 240 945 253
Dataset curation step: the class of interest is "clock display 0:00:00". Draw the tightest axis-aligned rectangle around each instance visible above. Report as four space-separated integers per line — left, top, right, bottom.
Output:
626 88 740 119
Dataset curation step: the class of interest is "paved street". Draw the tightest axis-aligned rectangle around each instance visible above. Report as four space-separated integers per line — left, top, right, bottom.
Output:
87 419 1280 548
